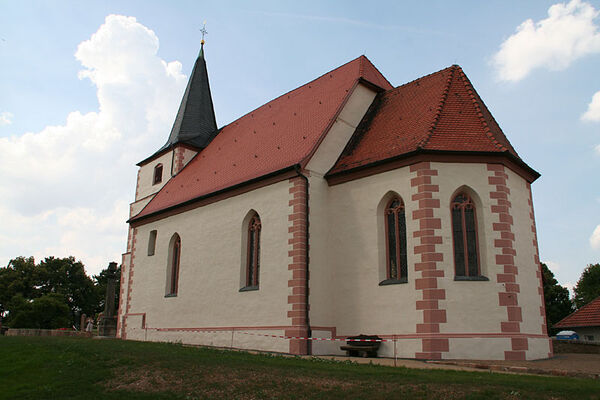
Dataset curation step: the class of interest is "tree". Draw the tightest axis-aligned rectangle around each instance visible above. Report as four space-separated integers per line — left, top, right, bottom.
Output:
0 257 38 318
37 256 99 326
0 256 106 329
541 263 573 333
9 293 71 329
573 263 600 309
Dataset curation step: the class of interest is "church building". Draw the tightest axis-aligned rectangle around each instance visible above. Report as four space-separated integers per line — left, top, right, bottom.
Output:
116 41 552 360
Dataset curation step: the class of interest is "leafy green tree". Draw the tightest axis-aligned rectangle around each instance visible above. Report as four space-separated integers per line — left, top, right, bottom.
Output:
0 257 38 319
541 263 573 333
37 256 99 326
0 256 107 329
573 263 600 309
9 293 71 329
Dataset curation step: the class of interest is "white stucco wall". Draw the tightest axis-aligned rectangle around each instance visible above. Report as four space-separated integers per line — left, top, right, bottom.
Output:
122 179 293 353
306 83 377 175
136 151 174 201
306 161 548 359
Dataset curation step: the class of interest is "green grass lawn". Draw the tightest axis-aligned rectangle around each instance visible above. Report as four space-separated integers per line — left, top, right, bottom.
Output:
0 336 598 399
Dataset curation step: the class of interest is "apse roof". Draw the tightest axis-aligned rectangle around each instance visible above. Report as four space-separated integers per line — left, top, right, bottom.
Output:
328 65 521 176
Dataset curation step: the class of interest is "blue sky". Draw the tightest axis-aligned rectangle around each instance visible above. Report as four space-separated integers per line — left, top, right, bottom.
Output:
0 1 599 291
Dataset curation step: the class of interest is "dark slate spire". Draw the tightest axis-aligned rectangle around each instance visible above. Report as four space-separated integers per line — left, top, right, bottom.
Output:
157 42 218 153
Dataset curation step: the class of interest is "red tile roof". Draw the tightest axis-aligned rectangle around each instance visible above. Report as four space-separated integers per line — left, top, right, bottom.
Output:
133 56 392 220
328 65 520 175
554 296 600 328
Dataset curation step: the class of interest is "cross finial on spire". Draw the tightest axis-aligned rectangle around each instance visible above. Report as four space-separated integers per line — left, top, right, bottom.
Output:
200 21 208 45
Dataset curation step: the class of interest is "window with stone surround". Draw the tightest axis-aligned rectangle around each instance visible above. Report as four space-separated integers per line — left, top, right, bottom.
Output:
380 196 408 285
165 233 181 296
451 193 482 279
241 213 261 291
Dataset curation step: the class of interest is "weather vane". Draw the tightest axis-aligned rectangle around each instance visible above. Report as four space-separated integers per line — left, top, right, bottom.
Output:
200 21 208 45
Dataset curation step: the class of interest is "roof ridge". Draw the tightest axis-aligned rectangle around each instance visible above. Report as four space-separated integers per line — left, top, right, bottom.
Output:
359 55 365 76
386 65 453 94
359 55 394 89
455 65 506 152
417 66 455 149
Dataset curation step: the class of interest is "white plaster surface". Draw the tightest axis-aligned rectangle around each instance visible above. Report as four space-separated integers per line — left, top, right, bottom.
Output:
136 151 174 201
122 180 292 350
305 83 376 175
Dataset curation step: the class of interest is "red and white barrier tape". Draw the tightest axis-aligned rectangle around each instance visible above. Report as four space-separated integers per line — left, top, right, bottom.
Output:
148 328 391 342
239 331 391 342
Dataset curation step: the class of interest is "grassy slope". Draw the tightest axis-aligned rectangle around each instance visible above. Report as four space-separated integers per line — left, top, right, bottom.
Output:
0 336 598 400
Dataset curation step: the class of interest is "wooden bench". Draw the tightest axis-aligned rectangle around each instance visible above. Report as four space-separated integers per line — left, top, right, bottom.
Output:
340 334 382 358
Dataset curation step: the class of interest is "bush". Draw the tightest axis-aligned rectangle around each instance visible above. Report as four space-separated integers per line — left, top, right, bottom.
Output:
9 293 71 329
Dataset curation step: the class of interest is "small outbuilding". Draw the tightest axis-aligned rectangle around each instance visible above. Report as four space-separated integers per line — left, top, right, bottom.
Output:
554 296 600 342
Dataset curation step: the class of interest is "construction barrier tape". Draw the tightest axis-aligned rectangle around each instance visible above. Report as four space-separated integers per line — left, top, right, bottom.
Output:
144 327 393 342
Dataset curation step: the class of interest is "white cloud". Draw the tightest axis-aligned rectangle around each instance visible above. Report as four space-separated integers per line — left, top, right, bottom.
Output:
591 224 600 249
595 144 600 154
492 0 600 82
564 281 575 297
0 15 187 275
582 90 600 121
0 111 13 126
545 260 561 273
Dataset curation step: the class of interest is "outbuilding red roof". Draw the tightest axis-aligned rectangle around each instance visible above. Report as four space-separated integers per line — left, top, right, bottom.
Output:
554 296 600 328
328 65 520 175
133 55 392 220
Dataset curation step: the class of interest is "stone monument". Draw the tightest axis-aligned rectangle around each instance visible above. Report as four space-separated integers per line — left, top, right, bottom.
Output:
98 262 118 337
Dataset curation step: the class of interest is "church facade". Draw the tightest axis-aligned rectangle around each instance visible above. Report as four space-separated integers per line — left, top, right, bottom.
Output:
116 44 552 360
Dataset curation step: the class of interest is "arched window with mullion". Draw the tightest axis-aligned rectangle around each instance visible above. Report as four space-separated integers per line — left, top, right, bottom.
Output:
451 194 480 277
385 197 408 281
246 213 261 288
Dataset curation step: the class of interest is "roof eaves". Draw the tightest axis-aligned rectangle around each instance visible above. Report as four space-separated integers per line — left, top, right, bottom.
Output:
357 77 389 93
129 164 301 225
136 142 203 166
326 148 540 182
136 146 174 167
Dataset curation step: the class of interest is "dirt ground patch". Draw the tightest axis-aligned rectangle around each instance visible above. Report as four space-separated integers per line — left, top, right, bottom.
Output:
103 366 524 399
104 365 363 397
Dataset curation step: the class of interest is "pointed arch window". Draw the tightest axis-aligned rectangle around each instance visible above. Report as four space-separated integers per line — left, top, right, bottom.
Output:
166 233 181 296
153 163 163 185
383 197 408 284
245 213 261 289
451 194 481 278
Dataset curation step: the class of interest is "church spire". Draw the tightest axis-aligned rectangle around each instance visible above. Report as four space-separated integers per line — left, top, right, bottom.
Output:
157 26 217 153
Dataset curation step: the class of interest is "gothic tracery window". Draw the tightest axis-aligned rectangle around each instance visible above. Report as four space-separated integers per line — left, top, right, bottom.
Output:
385 197 408 281
246 213 261 288
451 193 480 277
